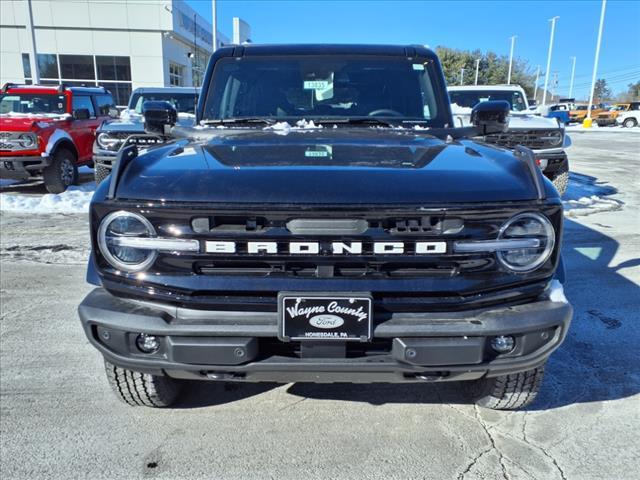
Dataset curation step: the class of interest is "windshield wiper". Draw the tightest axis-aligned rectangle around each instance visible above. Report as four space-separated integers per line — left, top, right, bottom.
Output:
328 117 399 128
203 118 276 126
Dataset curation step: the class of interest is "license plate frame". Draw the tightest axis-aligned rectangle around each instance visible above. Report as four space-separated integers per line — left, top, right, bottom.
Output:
278 292 373 342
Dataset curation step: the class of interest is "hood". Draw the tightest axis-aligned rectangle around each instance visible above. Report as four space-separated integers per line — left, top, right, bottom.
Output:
100 111 195 133
114 128 544 205
452 109 561 130
0 114 71 132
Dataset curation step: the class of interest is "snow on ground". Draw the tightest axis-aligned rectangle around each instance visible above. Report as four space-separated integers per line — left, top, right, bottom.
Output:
0 182 95 214
565 123 640 133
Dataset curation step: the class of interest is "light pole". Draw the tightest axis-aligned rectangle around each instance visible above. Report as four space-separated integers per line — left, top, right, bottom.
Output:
533 65 541 102
542 16 560 107
474 58 480 85
25 0 40 83
507 35 517 85
211 0 218 52
569 56 577 98
460 67 465 86
587 0 607 126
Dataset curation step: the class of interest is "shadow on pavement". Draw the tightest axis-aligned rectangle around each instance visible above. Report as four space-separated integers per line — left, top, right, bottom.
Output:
0 172 94 195
173 217 639 411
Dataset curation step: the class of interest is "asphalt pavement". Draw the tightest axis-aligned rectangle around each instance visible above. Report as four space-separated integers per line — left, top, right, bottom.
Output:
1 131 639 480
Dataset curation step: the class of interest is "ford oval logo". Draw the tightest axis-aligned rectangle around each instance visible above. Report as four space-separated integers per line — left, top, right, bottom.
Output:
309 314 344 329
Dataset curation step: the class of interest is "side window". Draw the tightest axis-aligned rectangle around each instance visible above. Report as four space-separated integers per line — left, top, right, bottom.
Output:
94 94 115 116
72 95 95 117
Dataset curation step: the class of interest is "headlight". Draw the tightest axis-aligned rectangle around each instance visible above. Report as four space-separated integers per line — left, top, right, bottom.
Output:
16 133 37 149
97 211 199 273
497 213 555 272
541 130 563 146
96 132 121 150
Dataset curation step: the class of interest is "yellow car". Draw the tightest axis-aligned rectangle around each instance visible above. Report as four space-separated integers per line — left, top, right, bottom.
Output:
596 103 632 126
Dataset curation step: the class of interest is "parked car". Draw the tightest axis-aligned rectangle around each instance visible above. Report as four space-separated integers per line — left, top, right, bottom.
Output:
569 104 590 124
79 44 572 411
93 87 199 183
596 102 640 126
616 107 640 128
0 83 116 193
449 84 571 195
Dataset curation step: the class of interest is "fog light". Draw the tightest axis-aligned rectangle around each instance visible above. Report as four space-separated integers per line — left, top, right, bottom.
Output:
136 333 160 353
490 335 515 354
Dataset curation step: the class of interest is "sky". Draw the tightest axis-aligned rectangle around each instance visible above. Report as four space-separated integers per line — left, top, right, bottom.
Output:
185 0 640 100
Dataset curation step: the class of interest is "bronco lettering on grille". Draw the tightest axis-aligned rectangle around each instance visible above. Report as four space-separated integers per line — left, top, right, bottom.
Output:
204 241 447 255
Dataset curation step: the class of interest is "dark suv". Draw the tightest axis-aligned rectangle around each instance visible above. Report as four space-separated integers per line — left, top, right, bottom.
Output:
78 45 572 410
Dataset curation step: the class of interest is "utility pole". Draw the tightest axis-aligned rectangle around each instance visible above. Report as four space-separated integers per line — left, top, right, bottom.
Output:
460 68 465 86
533 65 541 102
569 56 577 98
542 16 560 107
211 0 218 52
507 35 517 85
24 0 40 83
474 58 480 85
587 0 606 125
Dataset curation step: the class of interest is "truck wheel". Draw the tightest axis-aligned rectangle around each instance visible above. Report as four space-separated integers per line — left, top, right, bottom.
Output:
550 163 569 196
469 365 545 410
94 164 111 184
104 361 182 407
623 118 638 128
43 148 78 194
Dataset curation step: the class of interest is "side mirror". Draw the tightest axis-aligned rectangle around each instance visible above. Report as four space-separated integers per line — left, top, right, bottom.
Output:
143 101 177 135
471 100 510 135
73 108 91 120
108 107 120 119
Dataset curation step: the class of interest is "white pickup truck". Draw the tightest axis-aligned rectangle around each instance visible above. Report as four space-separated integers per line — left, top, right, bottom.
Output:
448 84 571 195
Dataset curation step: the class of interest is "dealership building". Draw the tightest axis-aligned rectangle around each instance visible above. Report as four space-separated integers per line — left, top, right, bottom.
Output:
0 0 250 105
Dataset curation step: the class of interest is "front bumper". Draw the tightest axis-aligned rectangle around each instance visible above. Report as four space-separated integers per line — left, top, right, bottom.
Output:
0 155 50 180
596 117 616 126
78 285 573 383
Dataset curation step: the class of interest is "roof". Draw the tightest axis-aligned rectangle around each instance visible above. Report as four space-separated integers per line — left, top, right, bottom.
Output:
131 87 200 94
2 83 108 94
448 84 526 92
217 44 438 59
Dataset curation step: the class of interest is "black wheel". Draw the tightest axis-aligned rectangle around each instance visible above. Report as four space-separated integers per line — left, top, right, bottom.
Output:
549 162 569 196
94 164 111 184
623 118 638 128
468 365 545 410
104 361 183 408
43 148 78 193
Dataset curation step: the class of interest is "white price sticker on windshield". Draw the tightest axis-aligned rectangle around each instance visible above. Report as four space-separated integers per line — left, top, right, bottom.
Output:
412 64 425 71
304 80 330 90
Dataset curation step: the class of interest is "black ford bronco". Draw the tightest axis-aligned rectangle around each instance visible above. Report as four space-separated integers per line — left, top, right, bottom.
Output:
78 45 572 410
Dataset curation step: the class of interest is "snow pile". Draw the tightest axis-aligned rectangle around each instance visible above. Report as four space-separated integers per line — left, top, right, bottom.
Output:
0 182 95 214
563 195 623 217
0 112 71 120
264 119 323 135
562 173 623 217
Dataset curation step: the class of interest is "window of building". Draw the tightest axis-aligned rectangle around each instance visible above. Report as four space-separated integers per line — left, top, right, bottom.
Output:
37 54 59 79
99 82 132 107
96 56 131 81
72 95 96 118
169 63 184 86
22 53 32 79
59 55 95 80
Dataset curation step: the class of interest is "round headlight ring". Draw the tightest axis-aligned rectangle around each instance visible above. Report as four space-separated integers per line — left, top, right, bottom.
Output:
496 212 555 273
98 211 157 273
97 132 120 150
18 133 36 148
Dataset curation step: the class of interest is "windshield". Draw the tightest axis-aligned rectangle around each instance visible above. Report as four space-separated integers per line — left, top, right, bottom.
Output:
449 89 528 112
0 93 67 115
575 105 588 110
130 92 197 114
202 56 445 126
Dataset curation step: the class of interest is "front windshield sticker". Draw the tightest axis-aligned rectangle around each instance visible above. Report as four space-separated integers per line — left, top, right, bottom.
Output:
303 80 330 90
304 145 333 158
304 74 334 101
412 64 425 71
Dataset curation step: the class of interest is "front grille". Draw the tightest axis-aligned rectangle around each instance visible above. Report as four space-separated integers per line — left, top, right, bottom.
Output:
482 130 562 150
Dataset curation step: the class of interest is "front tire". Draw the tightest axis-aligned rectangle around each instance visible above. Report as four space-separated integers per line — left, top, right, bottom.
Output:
623 118 638 128
469 365 545 410
94 164 111 184
104 361 183 407
43 148 78 194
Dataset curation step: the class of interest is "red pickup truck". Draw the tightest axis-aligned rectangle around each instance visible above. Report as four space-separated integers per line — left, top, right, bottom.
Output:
0 83 116 193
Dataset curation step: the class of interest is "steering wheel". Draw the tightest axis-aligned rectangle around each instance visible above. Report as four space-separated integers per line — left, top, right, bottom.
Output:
368 109 403 117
